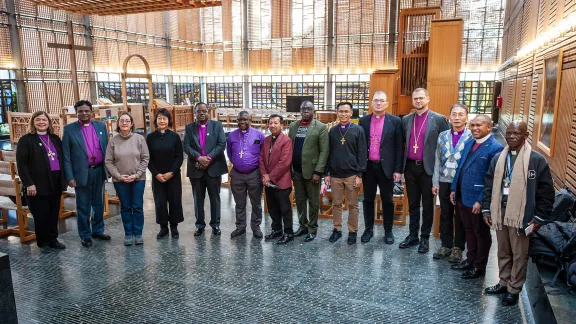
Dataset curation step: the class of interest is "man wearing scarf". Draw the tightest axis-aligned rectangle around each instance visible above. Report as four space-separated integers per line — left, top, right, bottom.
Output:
481 120 554 306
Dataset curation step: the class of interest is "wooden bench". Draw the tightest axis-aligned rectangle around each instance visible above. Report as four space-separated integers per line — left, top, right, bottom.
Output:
0 161 35 243
8 112 63 144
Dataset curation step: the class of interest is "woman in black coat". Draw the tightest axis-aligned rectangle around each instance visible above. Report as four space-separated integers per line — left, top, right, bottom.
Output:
16 111 67 253
146 108 184 239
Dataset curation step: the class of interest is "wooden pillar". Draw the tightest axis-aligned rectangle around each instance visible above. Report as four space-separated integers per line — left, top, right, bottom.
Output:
5 0 28 112
426 19 464 117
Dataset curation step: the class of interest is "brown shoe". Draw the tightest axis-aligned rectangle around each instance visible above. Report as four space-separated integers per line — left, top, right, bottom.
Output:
448 247 463 263
433 246 452 259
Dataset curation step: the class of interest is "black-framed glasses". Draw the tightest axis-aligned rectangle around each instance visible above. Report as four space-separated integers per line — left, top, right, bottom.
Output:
300 107 313 112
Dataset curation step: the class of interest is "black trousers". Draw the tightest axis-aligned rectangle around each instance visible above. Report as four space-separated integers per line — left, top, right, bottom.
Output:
363 161 395 231
26 171 62 247
438 181 466 249
190 173 221 229
152 174 184 227
265 186 293 234
404 160 434 239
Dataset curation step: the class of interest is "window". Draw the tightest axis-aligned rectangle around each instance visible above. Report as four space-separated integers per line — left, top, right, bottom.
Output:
459 80 495 114
335 82 369 111
173 83 201 105
97 82 167 105
207 83 243 108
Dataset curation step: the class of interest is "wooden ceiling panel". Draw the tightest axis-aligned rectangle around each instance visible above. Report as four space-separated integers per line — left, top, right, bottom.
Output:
34 0 222 16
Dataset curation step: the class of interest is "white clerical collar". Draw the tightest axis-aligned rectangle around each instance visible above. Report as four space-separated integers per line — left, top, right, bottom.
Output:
37 131 47 135
475 133 491 144
511 151 518 155
200 124 206 128
241 130 247 133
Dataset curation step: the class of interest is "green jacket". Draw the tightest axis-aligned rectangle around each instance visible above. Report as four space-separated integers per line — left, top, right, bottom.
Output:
288 119 329 179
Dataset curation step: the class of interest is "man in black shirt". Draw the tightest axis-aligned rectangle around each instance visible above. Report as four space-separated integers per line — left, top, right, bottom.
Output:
325 102 367 244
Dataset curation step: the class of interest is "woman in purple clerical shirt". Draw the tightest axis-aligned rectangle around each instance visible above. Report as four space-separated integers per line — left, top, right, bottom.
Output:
16 111 68 253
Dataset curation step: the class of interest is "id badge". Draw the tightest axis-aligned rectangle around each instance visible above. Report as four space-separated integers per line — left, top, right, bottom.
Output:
445 161 457 169
503 188 510 196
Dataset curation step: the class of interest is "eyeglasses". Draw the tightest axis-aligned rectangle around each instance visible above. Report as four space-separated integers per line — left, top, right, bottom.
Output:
450 113 467 117
300 107 313 112
119 119 132 124
373 99 388 104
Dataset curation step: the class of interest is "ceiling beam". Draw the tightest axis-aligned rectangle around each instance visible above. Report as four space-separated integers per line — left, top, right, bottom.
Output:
35 0 222 15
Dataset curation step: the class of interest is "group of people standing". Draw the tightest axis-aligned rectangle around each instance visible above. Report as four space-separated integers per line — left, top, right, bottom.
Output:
15 87 555 307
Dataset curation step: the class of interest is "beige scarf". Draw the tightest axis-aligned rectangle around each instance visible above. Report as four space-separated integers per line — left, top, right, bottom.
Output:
490 143 531 230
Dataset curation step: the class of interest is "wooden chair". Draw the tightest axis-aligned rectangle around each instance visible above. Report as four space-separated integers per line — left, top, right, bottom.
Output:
0 161 35 243
375 185 408 226
0 150 16 162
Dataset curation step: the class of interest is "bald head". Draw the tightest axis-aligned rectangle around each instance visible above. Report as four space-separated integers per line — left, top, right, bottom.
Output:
505 120 529 150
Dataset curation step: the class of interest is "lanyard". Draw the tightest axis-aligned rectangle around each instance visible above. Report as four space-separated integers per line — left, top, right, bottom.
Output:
506 153 513 184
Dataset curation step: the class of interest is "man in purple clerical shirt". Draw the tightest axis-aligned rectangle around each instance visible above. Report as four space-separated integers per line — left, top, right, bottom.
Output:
62 100 111 248
227 111 265 239
183 103 228 237
400 88 450 253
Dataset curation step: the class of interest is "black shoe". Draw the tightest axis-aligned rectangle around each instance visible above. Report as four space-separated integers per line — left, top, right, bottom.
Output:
81 238 93 247
253 228 263 239
194 228 204 236
277 234 294 244
398 236 419 249
347 232 357 245
91 233 111 241
39 246 52 253
418 238 429 253
502 292 519 306
461 268 486 279
304 233 316 242
157 227 169 239
361 229 373 243
49 241 66 250
170 226 179 239
384 229 395 244
265 230 283 240
485 284 508 295
294 228 309 237
231 228 246 238
451 261 474 271
213 227 221 236
329 229 342 243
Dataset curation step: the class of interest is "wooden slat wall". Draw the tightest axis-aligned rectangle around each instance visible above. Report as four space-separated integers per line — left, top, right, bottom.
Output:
501 0 576 190
426 19 463 117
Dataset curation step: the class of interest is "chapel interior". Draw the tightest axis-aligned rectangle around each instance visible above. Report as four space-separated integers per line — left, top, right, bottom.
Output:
0 0 575 323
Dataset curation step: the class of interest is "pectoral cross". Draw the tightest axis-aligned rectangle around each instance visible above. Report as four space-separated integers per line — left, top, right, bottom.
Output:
341 138 346 145
48 151 55 161
413 143 419 154
239 151 244 158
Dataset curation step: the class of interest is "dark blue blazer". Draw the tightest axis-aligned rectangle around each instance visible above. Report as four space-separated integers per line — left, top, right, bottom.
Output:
62 121 109 187
451 135 503 207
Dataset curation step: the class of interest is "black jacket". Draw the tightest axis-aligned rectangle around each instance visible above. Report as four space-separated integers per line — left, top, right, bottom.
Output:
16 133 67 195
482 150 555 228
359 113 403 178
146 129 184 176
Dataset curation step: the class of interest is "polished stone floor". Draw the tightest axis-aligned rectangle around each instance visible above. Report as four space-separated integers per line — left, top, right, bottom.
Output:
0 170 529 324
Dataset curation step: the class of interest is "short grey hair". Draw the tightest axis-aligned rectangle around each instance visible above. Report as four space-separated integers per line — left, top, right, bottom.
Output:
412 88 429 96
372 91 388 100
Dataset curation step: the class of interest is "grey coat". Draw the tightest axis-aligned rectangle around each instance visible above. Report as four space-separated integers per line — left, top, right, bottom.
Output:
402 109 450 175
183 120 228 178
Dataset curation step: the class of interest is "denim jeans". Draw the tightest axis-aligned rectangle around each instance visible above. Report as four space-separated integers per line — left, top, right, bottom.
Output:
113 180 145 237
